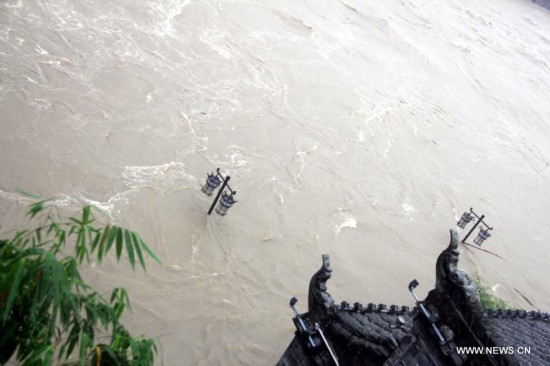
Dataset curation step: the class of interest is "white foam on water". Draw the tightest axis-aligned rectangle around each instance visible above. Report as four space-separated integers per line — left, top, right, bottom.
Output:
357 130 365 142
337 217 357 233
0 0 22 9
49 195 76 208
76 196 115 214
148 0 192 37
401 198 419 222
0 190 33 203
34 44 48 55
0 190 125 222
121 161 197 193
334 208 358 234
199 29 234 59
24 76 37 84
72 192 130 221
225 145 249 169
30 98 52 110
402 202 417 214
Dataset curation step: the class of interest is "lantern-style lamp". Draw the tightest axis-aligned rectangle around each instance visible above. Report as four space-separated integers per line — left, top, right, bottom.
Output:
215 191 237 216
202 172 222 196
457 211 474 229
473 228 491 245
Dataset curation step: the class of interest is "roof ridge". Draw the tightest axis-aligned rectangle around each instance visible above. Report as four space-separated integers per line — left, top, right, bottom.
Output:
335 301 418 315
484 309 550 319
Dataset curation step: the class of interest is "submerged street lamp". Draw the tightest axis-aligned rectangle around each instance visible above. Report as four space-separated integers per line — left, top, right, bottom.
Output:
215 191 237 216
202 171 222 196
201 168 238 216
457 207 493 245
473 227 491 246
457 211 474 229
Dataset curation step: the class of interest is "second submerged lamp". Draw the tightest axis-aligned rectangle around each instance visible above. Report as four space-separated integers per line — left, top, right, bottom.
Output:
457 207 493 245
201 168 238 216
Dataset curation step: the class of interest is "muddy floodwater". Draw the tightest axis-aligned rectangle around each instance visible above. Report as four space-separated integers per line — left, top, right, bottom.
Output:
1 0 550 364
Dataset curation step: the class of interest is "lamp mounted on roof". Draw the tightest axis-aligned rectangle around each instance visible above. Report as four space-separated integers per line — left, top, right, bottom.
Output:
408 279 445 344
457 207 493 245
201 168 238 216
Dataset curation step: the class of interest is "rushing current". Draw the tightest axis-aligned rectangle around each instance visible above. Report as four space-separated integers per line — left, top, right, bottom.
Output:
1 0 550 364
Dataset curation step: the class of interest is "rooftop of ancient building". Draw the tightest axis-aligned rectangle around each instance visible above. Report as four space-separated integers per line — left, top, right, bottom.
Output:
277 229 550 366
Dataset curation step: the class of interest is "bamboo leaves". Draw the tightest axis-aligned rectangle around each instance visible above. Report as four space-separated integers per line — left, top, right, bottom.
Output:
132 232 145 271
0 198 161 365
27 199 50 219
124 229 135 270
37 203 161 271
94 225 157 271
135 234 161 265
98 225 113 262
116 227 123 262
3 258 26 322
111 287 131 320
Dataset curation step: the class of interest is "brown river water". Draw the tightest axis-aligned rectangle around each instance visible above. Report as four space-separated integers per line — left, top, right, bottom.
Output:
1 0 550 364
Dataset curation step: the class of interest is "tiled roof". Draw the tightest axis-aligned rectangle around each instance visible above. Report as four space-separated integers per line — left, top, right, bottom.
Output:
328 304 416 357
277 229 550 366
483 311 550 365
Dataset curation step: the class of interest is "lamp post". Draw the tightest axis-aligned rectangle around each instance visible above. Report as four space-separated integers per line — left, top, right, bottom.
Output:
201 168 238 216
458 208 493 245
215 191 237 216
201 171 222 196
473 228 491 246
457 210 474 229
408 280 445 344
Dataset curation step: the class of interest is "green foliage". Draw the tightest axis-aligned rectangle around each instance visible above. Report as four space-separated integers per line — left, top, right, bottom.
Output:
0 197 161 365
472 276 510 311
